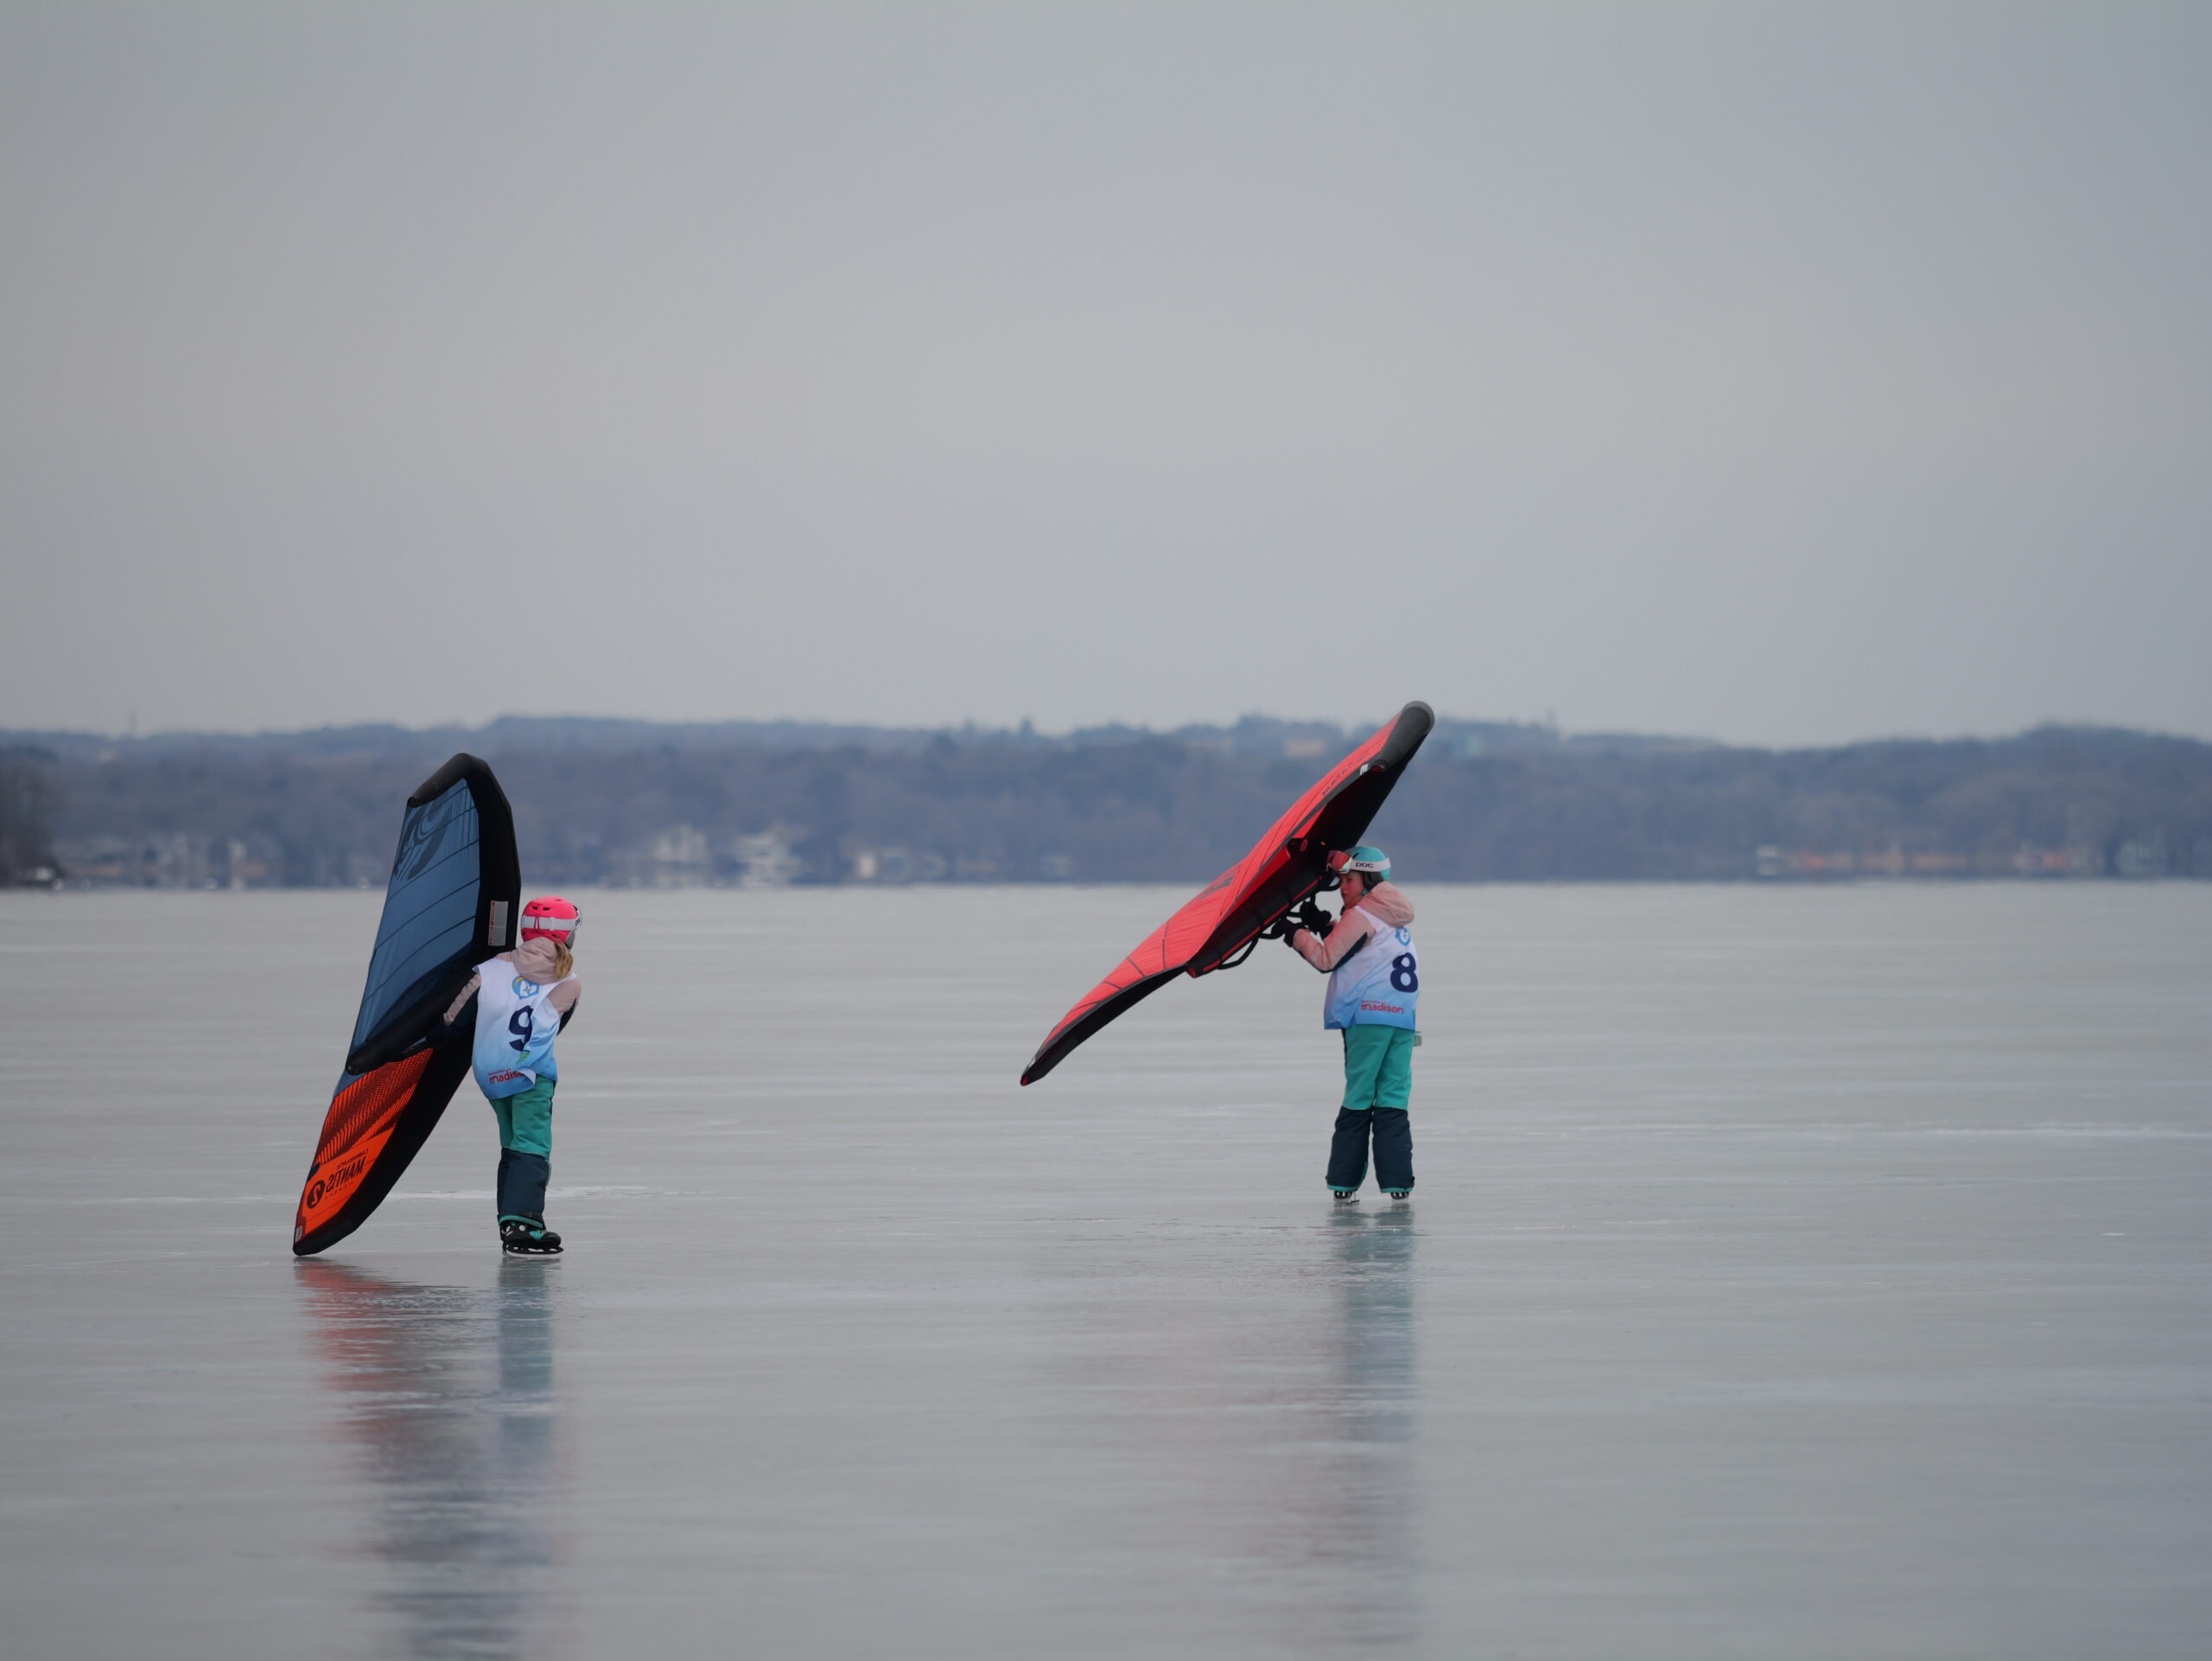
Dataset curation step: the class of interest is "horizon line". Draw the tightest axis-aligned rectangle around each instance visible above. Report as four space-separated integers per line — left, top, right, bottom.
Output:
5 710 2209 754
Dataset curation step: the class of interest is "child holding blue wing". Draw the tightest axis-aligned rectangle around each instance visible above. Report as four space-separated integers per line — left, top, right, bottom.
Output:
445 895 583 1252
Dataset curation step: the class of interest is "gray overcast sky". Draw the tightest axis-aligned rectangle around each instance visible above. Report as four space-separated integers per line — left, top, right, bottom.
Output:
3 3 2207 745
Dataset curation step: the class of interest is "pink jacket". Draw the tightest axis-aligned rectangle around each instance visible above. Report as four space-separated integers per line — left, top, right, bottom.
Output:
1290 881 1414 971
442 938 583 1025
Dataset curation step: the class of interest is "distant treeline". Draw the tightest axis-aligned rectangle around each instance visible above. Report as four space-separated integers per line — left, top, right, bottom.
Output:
5 716 2209 887
0 756 59 885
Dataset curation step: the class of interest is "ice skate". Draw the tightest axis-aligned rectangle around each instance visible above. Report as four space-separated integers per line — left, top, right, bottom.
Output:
500 1218 563 1255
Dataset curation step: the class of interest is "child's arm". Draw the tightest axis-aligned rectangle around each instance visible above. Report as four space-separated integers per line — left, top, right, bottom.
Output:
550 977 582 1030
1290 908 1374 971
441 971 482 1026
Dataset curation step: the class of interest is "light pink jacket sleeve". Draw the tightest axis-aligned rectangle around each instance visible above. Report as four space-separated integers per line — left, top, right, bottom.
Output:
441 949 582 1024
1291 882 1414 971
442 972 481 1026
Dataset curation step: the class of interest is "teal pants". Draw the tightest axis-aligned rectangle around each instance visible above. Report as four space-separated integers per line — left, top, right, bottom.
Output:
492 1078 556 1156
491 1079 555 1222
1331 1027 1415 1193
1340 1025 1415 1109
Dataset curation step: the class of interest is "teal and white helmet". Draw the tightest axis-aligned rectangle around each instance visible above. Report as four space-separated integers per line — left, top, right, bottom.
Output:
1330 844 1391 883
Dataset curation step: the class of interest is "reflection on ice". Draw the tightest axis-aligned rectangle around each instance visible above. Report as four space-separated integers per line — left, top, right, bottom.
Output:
1331 1204 1418 1432
1031 1202 1425 1656
294 1260 566 1661
1321 1205 1418 1648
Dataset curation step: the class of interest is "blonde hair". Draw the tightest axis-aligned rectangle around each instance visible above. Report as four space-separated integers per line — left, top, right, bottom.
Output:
551 940 575 980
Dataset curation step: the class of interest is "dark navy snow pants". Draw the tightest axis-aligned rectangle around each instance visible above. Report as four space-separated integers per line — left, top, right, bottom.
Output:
1328 1107 1414 1194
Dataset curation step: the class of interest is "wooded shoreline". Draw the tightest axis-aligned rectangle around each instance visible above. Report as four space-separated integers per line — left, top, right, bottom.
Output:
5 716 2208 888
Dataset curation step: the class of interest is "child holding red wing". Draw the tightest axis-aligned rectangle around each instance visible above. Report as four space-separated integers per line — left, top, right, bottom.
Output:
1284 846 1420 1200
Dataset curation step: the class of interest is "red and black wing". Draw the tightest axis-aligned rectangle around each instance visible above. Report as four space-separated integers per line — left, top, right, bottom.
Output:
1020 702 1432 1085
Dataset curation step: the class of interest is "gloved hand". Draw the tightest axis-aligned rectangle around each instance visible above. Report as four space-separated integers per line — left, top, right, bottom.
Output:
1297 897 1332 935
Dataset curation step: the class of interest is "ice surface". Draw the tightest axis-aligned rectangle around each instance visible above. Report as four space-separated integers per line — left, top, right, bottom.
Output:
3 884 2211 1660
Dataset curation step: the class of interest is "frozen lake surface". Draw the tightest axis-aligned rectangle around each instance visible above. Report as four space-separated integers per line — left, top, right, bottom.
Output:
3 883 2210 1660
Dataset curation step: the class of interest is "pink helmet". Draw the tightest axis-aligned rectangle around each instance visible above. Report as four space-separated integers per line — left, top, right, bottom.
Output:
519 894 581 946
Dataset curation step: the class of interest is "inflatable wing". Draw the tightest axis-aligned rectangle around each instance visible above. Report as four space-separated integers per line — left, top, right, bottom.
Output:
292 754 520 1256
1020 701 1433 1085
